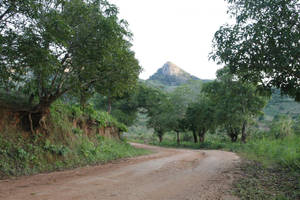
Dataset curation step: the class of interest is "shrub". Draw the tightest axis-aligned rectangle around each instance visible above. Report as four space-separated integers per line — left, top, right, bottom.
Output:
271 115 294 139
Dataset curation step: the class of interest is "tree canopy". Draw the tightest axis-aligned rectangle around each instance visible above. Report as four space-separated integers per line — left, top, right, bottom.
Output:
203 68 268 142
139 85 172 143
211 0 300 101
0 0 140 115
186 96 215 143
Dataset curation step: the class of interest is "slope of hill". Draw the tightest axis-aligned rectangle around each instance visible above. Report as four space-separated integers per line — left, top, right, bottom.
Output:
148 62 199 86
264 89 300 120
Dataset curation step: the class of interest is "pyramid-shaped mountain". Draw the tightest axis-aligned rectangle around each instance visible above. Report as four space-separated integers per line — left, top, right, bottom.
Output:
148 62 199 86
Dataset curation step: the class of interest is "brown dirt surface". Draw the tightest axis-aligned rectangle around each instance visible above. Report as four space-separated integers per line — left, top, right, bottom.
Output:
0 143 241 200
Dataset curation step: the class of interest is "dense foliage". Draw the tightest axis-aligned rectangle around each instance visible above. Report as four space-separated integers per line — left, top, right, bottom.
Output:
186 97 215 143
0 0 140 120
0 101 148 178
0 0 146 178
211 0 300 101
203 68 268 142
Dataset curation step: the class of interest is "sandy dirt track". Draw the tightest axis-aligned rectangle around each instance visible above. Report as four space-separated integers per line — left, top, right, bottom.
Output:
0 143 240 200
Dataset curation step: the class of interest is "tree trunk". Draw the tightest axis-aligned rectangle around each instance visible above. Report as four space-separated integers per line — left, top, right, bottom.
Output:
241 121 247 143
192 130 198 143
80 94 87 112
198 131 205 143
26 97 53 134
176 131 180 145
107 96 112 113
199 133 205 143
198 128 206 143
228 126 238 142
28 113 34 135
158 134 163 143
231 133 238 142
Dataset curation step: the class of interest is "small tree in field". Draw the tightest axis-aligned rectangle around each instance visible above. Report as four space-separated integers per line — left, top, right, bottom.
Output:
167 85 194 144
271 115 294 139
136 85 171 143
186 96 215 143
293 116 300 135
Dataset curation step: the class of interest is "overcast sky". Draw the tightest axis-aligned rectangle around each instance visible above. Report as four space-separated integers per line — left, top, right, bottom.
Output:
110 0 232 80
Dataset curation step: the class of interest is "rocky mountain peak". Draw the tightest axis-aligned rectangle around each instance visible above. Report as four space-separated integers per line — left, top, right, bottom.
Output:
148 62 199 86
161 62 186 76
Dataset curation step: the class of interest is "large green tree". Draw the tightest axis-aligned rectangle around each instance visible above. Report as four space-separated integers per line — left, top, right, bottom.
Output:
0 0 140 130
203 68 268 142
211 0 300 101
146 101 172 143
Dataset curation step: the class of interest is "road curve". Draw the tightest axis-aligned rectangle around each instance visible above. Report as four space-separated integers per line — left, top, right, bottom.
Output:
0 143 240 200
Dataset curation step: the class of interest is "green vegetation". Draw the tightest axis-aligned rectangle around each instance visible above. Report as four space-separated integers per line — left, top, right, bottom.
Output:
0 0 140 129
234 161 300 200
0 1 299 199
209 1 300 192
127 80 299 199
0 0 147 178
232 135 300 200
0 102 149 179
130 124 299 169
211 0 300 100
0 133 148 179
186 96 215 143
131 131 300 200
203 68 268 142
264 89 300 120
135 67 269 144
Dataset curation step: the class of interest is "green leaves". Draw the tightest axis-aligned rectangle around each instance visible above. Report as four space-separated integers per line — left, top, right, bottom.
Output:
271 115 294 139
186 96 215 138
203 69 268 141
0 0 141 113
212 0 300 101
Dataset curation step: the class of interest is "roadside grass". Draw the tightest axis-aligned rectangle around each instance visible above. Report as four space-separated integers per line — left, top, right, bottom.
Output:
234 160 300 200
146 134 300 171
0 132 150 179
129 133 300 200
0 101 150 179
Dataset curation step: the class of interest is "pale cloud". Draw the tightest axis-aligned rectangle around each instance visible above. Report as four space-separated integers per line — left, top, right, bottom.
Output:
110 0 232 80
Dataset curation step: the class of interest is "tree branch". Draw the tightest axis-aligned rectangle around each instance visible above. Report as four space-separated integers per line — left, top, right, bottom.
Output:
60 53 69 65
0 6 13 22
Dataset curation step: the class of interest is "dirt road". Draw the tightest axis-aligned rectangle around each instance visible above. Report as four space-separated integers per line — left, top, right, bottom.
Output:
0 143 240 200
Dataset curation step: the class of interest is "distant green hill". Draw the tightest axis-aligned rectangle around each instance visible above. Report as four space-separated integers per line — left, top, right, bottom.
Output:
142 79 178 92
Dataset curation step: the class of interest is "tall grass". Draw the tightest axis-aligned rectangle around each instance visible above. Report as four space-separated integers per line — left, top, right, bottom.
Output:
148 133 300 171
0 132 149 179
0 100 150 179
228 136 300 170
